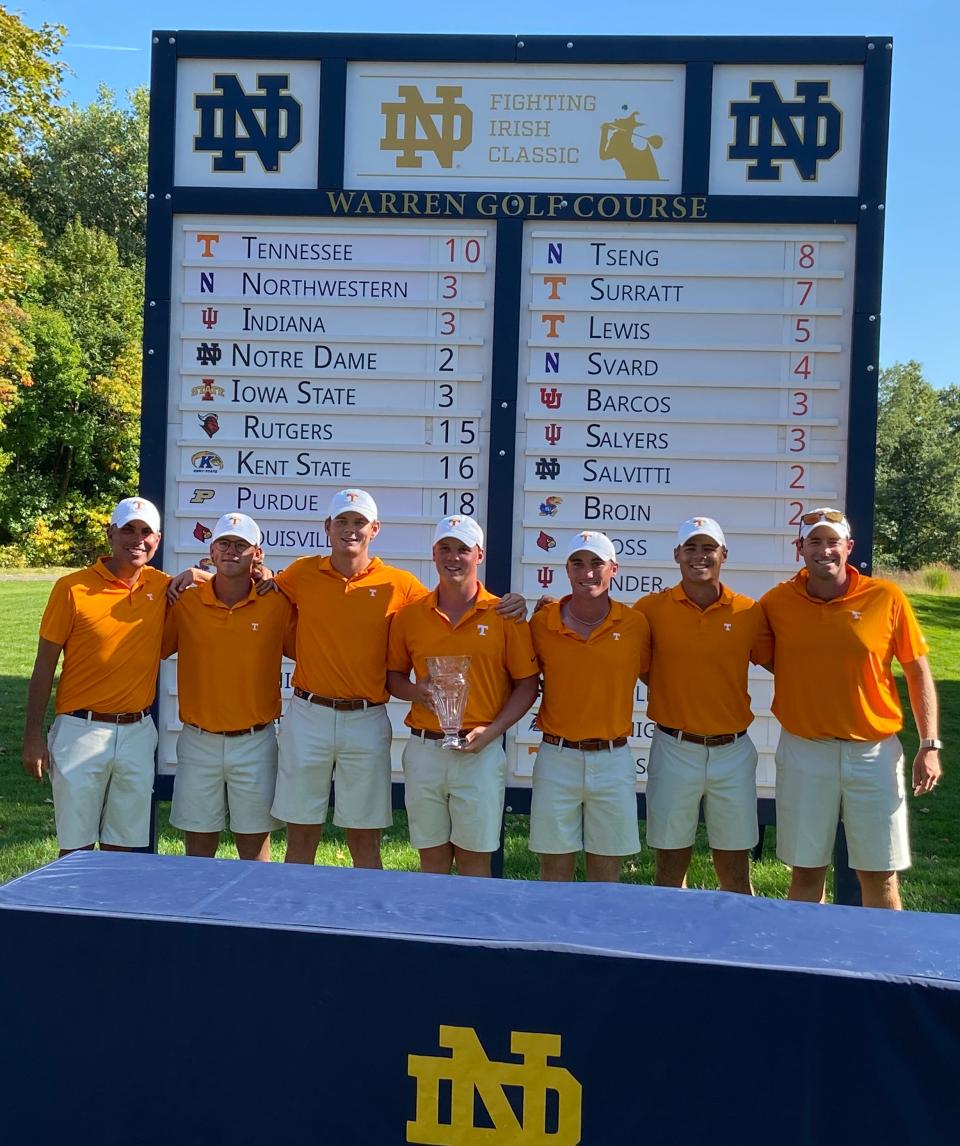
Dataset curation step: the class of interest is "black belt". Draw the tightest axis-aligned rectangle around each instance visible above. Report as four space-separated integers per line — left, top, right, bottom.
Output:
66 709 150 724
410 727 470 741
542 733 629 752
186 722 272 738
656 725 747 748
294 688 382 711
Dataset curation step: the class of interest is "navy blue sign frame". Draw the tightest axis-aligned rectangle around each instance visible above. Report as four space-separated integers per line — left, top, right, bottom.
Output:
143 32 892 840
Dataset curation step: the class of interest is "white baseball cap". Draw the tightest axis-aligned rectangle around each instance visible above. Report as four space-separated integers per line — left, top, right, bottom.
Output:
798 507 851 540
327 488 378 522
210 512 261 547
676 516 726 548
566 530 616 562
111 497 161 534
434 515 484 549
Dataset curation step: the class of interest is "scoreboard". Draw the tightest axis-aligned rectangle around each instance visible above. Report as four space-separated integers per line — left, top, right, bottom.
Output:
144 33 891 802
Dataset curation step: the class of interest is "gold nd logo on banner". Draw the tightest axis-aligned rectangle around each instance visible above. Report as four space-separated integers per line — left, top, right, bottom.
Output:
380 85 473 169
407 1025 582 1145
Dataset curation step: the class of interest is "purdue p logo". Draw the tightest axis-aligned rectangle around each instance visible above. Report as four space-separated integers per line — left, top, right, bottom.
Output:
407 1025 582 1145
728 80 841 181
195 73 302 173
380 85 472 169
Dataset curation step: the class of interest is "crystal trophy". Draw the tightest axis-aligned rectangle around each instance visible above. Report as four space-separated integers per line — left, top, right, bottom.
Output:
426 655 472 750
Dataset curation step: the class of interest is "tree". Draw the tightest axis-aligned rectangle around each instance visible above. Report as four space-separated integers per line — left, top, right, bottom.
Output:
39 221 142 378
0 7 65 177
21 85 149 266
874 361 960 569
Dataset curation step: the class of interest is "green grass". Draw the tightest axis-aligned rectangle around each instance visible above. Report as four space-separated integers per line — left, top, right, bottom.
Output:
1 581 957 911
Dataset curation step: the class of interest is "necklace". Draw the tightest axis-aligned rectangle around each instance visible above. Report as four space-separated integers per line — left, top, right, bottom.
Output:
565 604 608 628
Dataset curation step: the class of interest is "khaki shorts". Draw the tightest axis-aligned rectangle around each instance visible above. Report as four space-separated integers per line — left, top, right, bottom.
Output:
402 735 506 853
646 727 759 851
272 696 393 829
775 729 911 872
171 724 283 834
530 741 640 857
47 713 157 850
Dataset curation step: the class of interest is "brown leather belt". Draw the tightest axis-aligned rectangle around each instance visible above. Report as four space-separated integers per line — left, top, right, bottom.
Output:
294 688 382 711
657 725 747 748
186 722 272 738
411 727 469 741
66 709 150 724
542 733 629 752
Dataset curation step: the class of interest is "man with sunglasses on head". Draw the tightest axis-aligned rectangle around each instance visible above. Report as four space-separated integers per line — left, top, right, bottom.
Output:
634 516 773 895
761 508 941 910
162 512 295 861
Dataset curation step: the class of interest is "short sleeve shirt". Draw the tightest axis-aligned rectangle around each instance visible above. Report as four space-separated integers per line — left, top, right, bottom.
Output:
39 559 170 713
387 584 539 732
162 579 296 730
760 568 929 740
531 598 650 740
276 555 426 702
634 583 773 735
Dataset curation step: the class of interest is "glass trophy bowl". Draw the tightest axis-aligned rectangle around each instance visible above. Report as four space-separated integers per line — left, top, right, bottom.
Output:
425 655 472 749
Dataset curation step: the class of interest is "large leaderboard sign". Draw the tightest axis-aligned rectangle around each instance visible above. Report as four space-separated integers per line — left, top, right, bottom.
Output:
144 32 890 804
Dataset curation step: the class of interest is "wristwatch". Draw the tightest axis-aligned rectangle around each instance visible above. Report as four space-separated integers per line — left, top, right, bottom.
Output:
919 738 943 750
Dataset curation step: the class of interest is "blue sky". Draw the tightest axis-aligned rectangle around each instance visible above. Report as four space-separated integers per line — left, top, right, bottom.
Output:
15 0 959 387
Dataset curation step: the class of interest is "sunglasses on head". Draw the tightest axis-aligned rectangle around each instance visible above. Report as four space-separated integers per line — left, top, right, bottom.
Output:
800 509 846 526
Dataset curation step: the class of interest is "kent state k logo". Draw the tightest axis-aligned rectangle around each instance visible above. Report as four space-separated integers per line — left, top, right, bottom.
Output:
728 80 841 181
194 73 302 173
380 85 472 169
407 1025 582 1145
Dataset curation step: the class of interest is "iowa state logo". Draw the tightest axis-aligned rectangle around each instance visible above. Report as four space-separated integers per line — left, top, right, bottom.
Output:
407 1025 582 1145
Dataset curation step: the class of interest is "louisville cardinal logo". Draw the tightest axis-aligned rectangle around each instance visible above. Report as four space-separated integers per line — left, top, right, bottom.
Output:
536 530 557 552
193 522 212 542
198 413 220 438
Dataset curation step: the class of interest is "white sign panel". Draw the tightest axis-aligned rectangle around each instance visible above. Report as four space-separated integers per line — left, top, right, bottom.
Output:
709 65 863 196
175 59 322 188
344 62 685 192
160 215 497 771
512 220 856 793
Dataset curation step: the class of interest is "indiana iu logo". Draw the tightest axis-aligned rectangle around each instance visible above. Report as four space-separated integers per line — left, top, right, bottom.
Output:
728 80 842 181
380 85 473 169
194 73 302 173
407 1025 582 1146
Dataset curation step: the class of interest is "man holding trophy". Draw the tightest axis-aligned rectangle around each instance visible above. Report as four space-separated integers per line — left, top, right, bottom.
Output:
529 531 651 882
387 516 540 877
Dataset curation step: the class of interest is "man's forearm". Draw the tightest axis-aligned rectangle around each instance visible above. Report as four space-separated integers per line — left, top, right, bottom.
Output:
904 657 939 739
484 676 539 739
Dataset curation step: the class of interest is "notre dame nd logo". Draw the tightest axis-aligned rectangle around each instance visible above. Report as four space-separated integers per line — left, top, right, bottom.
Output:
194 73 302 173
407 1025 582 1145
381 85 472 169
728 80 841 181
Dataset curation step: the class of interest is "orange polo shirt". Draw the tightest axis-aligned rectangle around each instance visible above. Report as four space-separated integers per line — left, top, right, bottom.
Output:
387 583 539 732
760 568 928 741
531 598 651 740
634 583 773 735
162 579 296 731
39 559 170 714
276 555 426 702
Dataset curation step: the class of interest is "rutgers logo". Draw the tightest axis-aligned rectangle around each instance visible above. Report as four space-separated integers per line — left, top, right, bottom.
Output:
198 413 220 439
